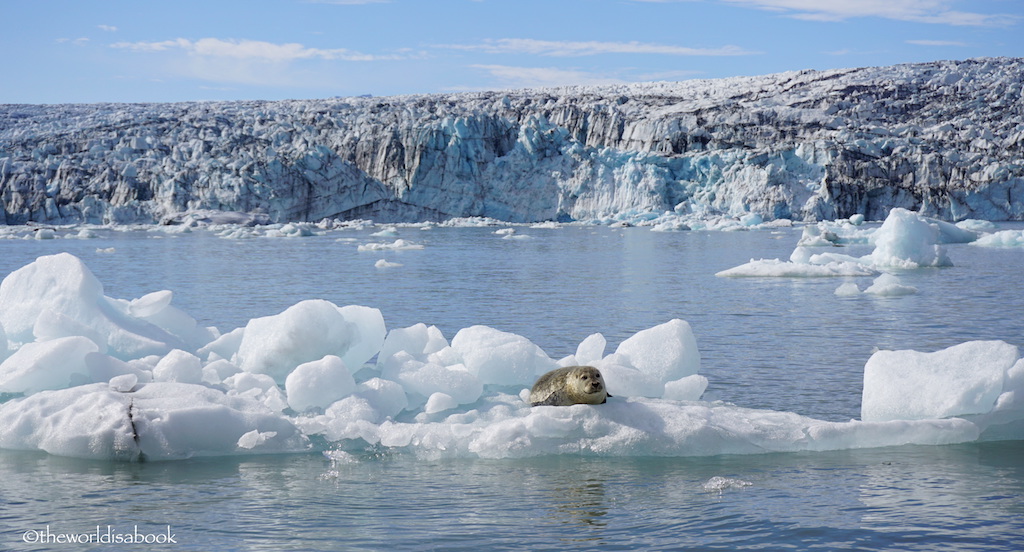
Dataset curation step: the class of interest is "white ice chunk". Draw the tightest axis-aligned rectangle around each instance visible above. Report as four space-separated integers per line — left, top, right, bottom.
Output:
834 282 861 296
223 372 280 399
237 430 278 449
108 373 138 393
451 325 558 387
972 229 1024 248
863 273 917 296
357 239 424 251
0 253 185 358
199 327 244 361
866 208 952 268
663 375 709 401
356 378 408 419
285 355 356 412
377 323 449 369
955 219 996 233
965 359 1024 439
381 356 483 406
717 258 876 278
128 290 173 317
614 319 700 383
575 333 606 365
556 355 580 367
336 305 386 371
152 349 204 384
85 352 151 384
796 225 840 247
0 382 307 460
594 354 665 397
32 308 107 348
235 299 355 382
202 359 240 385
0 336 99 393
370 226 398 237
133 299 216 351
862 341 1019 422
424 392 458 414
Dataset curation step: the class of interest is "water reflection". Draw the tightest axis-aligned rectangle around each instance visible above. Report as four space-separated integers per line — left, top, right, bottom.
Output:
857 442 1024 548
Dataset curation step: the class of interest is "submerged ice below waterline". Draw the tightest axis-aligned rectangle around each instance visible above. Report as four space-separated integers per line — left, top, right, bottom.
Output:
0 247 1021 461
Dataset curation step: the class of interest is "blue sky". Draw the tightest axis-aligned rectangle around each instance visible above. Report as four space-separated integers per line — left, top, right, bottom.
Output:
3 0 1021 104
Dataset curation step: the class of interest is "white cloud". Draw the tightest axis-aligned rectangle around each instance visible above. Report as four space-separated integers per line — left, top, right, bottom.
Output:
111 37 404 62
906 39 968 46
469 64 627 88
635 69 705 81
440 38 757 57
717 0 1019 26
97 25 118 32
109 37 416 88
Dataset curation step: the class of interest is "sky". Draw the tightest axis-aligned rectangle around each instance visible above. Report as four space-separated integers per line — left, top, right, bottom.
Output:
2 0 1021 104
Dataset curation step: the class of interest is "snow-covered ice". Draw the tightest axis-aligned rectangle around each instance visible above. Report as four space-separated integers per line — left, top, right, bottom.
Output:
0 253 1020 461
862 341 1023 439
972 229 1024 247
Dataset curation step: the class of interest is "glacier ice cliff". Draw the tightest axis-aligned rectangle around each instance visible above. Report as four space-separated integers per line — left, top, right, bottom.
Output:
2 57 1023 225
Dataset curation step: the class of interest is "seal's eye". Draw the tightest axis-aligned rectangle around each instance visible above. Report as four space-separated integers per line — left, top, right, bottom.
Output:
580 375 588 380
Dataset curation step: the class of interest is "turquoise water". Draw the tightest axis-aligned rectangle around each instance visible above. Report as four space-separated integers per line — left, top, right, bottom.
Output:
1 223 1023 550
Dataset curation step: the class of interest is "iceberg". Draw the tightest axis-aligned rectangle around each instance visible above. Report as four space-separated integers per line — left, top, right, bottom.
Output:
0 382 307 461
972 229 1024 247
0 253 1020 461
718 208 954 277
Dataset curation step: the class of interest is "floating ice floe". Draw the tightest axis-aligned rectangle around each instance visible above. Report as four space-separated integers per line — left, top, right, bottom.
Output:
496 228 531 240
263 222 318 238
357 239 425 251
0 253 1021 461
718 208 956 277
834 273 918 297
972 229 1024 248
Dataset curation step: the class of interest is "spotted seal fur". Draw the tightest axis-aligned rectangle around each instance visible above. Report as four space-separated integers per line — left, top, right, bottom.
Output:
529 366 610 406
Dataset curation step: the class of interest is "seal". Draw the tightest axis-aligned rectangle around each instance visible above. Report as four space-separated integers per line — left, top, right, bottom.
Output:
529 365 611 406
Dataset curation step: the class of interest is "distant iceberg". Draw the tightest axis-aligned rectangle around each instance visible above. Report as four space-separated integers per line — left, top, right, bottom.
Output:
717 208 954 277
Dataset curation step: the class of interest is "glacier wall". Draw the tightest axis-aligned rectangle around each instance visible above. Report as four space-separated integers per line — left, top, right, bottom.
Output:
2 57 1023 225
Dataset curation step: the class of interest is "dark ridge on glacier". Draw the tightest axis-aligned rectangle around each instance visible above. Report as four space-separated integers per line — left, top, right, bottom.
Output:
2 57 1023 225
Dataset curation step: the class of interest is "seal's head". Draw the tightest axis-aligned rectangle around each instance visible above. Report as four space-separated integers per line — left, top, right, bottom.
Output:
567 366 609 404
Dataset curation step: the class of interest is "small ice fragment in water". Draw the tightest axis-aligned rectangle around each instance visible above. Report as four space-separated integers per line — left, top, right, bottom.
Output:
702 476 753 493
237 430 278 449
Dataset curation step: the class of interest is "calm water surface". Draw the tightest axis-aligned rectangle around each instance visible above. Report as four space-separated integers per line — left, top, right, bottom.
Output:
1 223 1023 550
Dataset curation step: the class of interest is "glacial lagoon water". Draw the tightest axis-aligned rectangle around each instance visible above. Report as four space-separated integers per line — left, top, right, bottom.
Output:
2 222 1023 551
